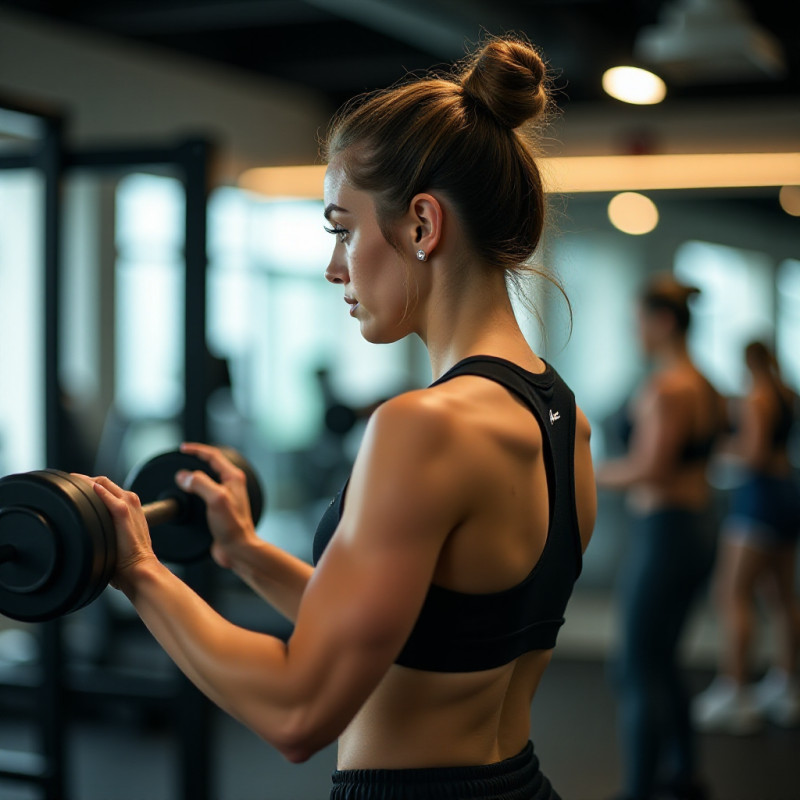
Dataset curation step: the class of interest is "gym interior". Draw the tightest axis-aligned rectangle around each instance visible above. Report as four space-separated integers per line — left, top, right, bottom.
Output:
0 2 798 798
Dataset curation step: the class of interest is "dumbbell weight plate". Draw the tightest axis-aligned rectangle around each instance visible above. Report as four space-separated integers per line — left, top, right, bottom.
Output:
125 449 264 564
0 471 114 622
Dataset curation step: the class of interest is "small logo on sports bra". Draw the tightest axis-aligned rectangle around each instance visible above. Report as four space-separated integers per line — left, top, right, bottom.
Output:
549 409 560 424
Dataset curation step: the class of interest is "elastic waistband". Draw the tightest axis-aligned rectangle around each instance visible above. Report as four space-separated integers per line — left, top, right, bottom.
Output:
331 741 540 797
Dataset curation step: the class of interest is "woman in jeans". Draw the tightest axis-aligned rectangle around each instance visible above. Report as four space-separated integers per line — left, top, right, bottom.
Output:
598 274 725 800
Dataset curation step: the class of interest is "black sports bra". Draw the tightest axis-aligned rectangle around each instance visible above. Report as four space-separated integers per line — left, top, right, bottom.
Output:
312 356 584 673
617 378 721 464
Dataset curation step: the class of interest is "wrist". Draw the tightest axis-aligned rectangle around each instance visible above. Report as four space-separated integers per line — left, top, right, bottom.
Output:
112 554 165 600
211 526 260 571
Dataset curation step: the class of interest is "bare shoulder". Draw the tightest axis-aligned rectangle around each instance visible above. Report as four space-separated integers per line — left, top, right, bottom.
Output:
575 405 592 441
645 372 694 412
365 388 459 454
352 389 464 498
339 389 468 555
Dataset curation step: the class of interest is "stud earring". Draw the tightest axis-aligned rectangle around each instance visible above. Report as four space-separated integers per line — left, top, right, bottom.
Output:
416 249 427 262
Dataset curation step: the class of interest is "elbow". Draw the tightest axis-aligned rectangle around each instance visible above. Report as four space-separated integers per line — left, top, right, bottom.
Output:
279 740 316 765
266 707 336 765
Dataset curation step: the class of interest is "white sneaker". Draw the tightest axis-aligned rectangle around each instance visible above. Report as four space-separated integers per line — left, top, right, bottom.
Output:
692 676 763 735
752 668 800 727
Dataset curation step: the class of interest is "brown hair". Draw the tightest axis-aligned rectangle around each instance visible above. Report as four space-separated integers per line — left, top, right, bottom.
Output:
745 340 780 374
322 34 566 321
640 273 700 334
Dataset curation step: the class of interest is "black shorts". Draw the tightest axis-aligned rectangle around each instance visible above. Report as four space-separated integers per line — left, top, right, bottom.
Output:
328 741 560 800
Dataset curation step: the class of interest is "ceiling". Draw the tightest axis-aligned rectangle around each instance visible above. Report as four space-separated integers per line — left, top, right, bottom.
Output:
1 0 798 112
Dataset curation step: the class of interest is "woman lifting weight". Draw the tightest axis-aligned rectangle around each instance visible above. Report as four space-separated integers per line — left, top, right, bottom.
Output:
597 275 725 800
80 34 596 800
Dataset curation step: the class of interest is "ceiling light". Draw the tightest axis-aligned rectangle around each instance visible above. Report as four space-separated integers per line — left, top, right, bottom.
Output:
602 66 667 104
608 192 659 235
778 186 800 217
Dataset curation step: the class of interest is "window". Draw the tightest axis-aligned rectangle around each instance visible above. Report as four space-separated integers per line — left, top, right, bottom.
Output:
674 240 774 394
114 173 185 419
0 171 45 471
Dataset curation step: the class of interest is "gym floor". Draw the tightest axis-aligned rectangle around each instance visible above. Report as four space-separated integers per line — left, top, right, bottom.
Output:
1 589 799 800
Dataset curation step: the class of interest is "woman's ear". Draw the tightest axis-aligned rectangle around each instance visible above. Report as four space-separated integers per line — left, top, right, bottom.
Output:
407 193 443 261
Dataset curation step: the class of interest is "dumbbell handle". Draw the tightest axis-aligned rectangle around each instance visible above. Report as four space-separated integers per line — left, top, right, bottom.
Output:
142 495 184 528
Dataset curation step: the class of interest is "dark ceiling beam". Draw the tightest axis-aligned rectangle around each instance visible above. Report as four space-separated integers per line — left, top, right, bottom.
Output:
302 0 489 60
82 0 330 35
270 52 439 90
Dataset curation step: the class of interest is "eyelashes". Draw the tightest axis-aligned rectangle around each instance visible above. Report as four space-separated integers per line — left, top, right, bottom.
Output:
324 225 350 243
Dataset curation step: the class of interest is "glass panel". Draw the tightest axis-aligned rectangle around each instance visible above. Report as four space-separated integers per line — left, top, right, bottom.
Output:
114 174 185 420
0 170 45 472
546 232 644 427
777 259 800 391
674 240 774 394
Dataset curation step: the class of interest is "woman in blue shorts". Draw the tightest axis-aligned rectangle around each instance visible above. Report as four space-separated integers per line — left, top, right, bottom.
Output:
693 341 800 732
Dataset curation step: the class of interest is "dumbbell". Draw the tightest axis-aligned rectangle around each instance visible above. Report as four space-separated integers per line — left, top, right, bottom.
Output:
0 448 264 623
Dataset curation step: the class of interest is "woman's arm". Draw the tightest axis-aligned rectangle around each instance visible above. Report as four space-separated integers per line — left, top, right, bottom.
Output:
596 380 689 491
90 394 461 762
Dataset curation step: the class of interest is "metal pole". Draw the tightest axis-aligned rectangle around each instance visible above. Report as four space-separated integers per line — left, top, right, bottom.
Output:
39 113 69 800
178 137 214 800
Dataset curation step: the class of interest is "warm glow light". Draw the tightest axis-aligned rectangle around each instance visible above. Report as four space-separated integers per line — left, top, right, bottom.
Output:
239 165 324 199
779 186 800 217
545 152 800 193
239 153 800 198
608 192 659 235
602 66 667 105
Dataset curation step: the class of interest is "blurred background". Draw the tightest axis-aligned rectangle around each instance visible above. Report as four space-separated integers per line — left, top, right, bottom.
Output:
0 1 798 798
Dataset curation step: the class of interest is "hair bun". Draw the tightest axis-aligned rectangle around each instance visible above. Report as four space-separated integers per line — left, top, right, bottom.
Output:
460 38 549 129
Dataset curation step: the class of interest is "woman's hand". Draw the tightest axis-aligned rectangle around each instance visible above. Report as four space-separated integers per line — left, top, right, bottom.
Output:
71 474 158 588
174 442 258 569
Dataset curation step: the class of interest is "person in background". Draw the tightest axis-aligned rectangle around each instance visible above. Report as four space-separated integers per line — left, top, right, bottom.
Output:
693 340 800 733
597 274 725 800
77 34 596 800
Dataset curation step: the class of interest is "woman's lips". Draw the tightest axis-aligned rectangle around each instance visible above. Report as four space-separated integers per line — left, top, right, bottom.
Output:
345 296 359 315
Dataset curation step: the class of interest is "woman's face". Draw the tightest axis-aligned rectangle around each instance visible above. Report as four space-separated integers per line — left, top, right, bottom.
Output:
323 159 416 344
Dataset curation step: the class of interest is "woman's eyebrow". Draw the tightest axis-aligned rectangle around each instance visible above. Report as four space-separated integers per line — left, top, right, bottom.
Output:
324 203 348 220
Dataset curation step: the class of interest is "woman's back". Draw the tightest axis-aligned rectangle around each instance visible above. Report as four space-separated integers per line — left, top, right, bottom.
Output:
334 355 595 769
628 361 723 513
745 375 795 475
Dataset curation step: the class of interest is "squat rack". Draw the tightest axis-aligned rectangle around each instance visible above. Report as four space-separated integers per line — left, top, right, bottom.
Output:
0 94 216 800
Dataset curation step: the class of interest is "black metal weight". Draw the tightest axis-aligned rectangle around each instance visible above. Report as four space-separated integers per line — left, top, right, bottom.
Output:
0 449 264 622
125 448 264 564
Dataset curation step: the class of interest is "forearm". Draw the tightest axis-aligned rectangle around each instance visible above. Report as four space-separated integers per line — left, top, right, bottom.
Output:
224 538 314 623
116 559 299 751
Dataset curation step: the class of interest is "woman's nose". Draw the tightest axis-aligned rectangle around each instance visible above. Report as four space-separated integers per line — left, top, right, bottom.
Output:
325 256 348 285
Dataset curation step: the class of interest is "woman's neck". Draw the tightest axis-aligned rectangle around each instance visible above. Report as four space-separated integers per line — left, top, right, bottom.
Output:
419 266 534 380
653 337 691 371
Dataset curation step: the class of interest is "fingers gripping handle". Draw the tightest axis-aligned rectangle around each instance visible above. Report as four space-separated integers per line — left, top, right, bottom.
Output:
0 448 265 622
